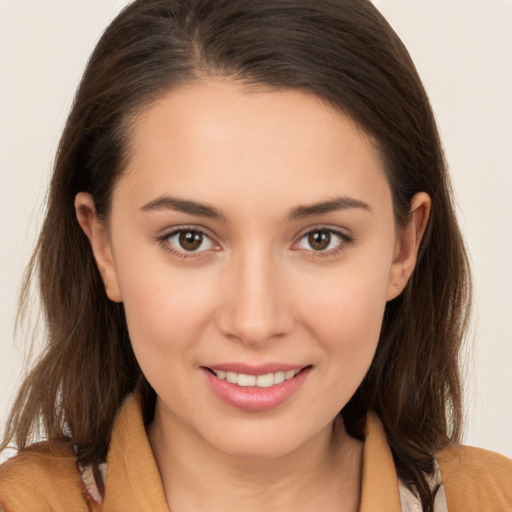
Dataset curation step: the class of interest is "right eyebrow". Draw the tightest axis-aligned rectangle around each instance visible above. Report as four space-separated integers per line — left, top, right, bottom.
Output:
288 196 372 220
140 196 226 221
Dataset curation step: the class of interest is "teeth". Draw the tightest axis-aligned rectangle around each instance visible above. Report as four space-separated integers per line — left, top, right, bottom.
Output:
226 372 237 384
274 371 285 384
213 369 301 387
238 374 256 387
256 373 274 388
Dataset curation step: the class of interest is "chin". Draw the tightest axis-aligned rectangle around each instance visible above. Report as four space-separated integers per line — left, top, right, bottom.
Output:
209 436 301 460
197 417 332 460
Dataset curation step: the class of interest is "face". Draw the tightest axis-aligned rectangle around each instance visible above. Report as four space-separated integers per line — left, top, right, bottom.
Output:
77 80 428 459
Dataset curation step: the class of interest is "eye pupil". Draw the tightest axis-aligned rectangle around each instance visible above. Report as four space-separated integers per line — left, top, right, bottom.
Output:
179 231 203 251
308 230 331 251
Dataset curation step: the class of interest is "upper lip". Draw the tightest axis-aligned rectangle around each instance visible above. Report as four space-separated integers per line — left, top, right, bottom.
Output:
203 363 309 376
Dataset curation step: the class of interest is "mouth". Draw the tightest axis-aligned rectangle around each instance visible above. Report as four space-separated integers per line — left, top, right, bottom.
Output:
205 368 306 388
201 364 311 411
201 363 313 412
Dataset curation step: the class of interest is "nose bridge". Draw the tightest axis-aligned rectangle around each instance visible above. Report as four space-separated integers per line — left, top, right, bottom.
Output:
218 243 292 345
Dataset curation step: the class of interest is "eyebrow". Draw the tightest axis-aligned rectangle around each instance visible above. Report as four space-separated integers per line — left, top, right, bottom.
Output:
141 196 226 220
141 195 371 221
288 197 372 220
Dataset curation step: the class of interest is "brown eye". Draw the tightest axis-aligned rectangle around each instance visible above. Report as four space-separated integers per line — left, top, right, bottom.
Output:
308 230 331 251
296 228 348 254
166 229 215 254
179 231 203 251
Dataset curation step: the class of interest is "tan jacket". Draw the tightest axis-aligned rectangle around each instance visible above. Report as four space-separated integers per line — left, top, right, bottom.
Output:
1 394 511 511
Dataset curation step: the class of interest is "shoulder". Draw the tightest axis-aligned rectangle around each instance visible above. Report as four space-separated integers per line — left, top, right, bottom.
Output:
0 441 90 512
436 444 512 511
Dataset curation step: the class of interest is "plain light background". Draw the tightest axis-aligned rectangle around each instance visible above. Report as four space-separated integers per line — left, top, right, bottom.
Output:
1 0 511 459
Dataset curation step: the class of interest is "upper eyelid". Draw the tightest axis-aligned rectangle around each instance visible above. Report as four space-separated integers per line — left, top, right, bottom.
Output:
159 225 216 240
293 224 352 241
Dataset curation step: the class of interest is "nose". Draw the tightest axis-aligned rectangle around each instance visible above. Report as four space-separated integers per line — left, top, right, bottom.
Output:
216 249 294 346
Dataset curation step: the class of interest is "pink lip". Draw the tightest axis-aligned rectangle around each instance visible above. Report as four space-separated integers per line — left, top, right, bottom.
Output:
201 365 311 412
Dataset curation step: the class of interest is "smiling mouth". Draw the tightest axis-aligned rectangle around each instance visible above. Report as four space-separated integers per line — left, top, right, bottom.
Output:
206 367 310 388
203 365 312 411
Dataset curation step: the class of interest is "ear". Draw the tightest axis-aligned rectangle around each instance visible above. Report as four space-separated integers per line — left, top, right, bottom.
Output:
75 192 122 302
386 192 431 301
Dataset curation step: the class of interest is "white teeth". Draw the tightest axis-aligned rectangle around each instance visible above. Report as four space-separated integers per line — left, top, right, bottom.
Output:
237 374 256 387
226 372 238 384
256 373 274 388
274 371 285 384
213 369 301 387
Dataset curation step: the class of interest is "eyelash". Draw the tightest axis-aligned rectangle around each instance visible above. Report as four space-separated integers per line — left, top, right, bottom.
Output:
156 226 218 259
156 226 353 259
293 227 353 258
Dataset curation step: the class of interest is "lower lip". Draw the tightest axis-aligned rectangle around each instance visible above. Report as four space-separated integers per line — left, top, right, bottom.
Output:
202 367 311 412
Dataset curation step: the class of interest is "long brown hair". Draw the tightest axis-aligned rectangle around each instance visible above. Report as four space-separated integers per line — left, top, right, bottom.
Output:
2 1 471 509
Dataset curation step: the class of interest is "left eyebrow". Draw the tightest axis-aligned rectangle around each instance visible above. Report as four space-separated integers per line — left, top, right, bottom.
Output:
288 197 372 220
140 196 226 220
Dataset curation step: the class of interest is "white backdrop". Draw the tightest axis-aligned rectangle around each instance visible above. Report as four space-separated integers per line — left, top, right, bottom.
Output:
1 0 511 458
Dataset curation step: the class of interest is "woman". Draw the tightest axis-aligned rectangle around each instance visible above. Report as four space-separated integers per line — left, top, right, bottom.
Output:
0 1 510 511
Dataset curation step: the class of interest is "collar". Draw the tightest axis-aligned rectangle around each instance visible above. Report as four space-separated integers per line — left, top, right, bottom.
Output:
102 394 402 512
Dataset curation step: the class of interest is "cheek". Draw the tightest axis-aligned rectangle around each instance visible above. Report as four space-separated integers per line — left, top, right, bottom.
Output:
112 246 219 361
119 264 223 402
282 264 390 426
297 257 391 365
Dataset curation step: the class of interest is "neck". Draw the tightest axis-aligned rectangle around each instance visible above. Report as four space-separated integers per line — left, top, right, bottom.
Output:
147 402 363 512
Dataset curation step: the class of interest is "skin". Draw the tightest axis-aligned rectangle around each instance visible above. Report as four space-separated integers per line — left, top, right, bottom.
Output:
76 80 430 512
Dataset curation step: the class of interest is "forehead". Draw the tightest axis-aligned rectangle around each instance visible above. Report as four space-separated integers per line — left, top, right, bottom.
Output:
118 79 391 218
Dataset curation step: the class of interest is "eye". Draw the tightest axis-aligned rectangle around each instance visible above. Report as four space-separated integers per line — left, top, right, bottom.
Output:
296 229 348 253
165 229 216 253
